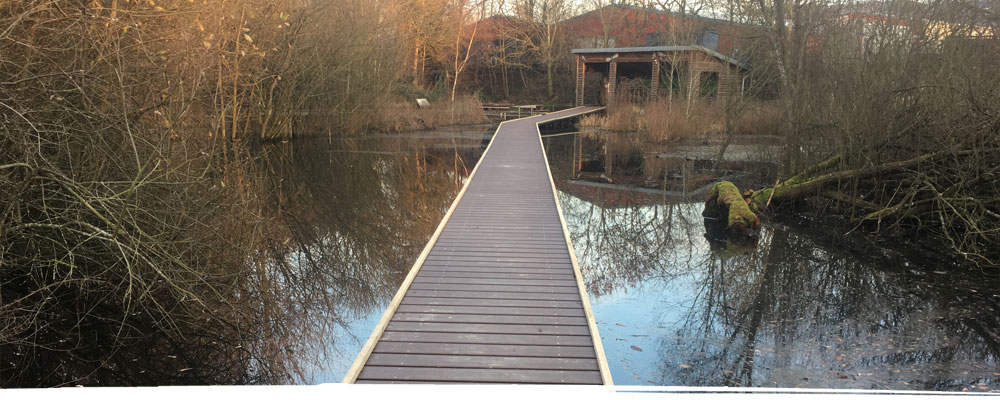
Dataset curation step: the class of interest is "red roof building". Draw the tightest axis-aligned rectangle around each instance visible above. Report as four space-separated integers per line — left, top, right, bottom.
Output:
563 5 752 56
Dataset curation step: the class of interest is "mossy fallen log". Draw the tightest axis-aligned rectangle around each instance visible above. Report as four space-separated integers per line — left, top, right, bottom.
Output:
744 148 989 212
703 181 761 233
705 149 987 233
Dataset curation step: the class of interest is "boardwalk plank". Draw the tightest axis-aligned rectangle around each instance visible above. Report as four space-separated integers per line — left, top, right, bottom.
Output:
420 261 573 269
358 366 602 384
432 240 569 248
427 252 567 264
372 342 597 358
391 313 588 325
401 297 581 309
385 321 591 335
411 277 579 287
365 354 599 371
403 289 580 301
407 283 580 294
442 226 564 231
406 288 580 301
423 255 573 262
379 331 594 346
395 305 585 317
417 266 575 276
414 271 576 280
435 235 567 242
355 380 465 384
429 248 570 255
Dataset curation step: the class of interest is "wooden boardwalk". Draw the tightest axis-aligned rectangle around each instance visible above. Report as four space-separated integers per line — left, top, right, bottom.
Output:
343 107 611 385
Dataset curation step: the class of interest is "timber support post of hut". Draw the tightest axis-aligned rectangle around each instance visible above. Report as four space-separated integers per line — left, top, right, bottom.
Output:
576 55 585 107
571 46 748 107
607 56 617 110
650 59 661 101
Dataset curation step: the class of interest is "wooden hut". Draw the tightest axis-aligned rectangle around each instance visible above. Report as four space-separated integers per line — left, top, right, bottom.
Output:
572 46 748 107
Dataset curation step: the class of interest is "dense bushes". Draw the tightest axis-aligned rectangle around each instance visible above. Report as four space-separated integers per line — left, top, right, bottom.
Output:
0 0 486 386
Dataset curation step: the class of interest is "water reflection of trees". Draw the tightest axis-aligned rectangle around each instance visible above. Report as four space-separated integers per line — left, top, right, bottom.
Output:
1 132 484 386
545 133 707 294
554 131 772 195
546 133 1000 391
560 196 705 296
658 224 1000 391
244 134 483 382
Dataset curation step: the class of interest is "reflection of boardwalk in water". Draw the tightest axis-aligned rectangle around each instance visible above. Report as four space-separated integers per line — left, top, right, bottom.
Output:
344 107 612 384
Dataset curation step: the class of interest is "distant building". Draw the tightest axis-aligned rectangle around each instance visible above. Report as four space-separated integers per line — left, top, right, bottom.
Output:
562 5 751 56
467 5 755 102
831 1 996 52
572 46 749 107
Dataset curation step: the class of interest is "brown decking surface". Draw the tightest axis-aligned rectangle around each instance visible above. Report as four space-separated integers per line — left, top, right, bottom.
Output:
347 107 608 385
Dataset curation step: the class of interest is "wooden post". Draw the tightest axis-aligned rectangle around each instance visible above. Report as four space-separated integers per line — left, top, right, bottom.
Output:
575 55 585 107
608 58 617 110
650 58 661 102
572 133 582 177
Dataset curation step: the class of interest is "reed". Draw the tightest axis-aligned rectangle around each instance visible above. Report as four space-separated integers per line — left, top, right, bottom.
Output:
735 101 782 136
581 99 726 142
372 95 488 133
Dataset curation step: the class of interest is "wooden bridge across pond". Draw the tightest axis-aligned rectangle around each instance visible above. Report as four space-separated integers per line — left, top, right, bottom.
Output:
344 107 612 385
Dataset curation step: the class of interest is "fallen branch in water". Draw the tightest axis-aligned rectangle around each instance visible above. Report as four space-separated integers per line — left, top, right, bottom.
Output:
723 145 1000 267
747 147 999 212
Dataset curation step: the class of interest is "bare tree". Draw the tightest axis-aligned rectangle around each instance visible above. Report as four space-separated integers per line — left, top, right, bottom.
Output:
505 0 572 98
450 0 487 101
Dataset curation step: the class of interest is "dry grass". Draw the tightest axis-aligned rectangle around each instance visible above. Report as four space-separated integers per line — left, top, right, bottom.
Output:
372 95 488 133
601 104 646 132
735 101 782 135
583 98 725 142
644 99 723 142
578 113 603 127
583 98 780 142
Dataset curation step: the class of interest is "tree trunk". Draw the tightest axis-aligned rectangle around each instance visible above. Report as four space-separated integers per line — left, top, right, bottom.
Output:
546 61 553 98
451 0 481 102
716 110 736 162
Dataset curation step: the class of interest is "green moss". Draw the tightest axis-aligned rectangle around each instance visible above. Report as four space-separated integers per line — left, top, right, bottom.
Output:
785 154 841 185
705 181 760 231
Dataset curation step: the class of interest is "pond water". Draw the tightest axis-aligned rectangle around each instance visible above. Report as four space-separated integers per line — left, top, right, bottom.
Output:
251 127 1000 390
256 126 496 383
8 126 999 390
0 125 493 387
541 131 1000 391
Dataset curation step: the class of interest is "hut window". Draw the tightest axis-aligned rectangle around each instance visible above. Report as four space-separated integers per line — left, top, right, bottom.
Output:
699 71 719 98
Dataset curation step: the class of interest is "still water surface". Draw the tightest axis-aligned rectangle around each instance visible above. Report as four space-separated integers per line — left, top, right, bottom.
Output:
290 128 1000 390
9 127 998 389
261 126 494 383
542 132 1000 391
